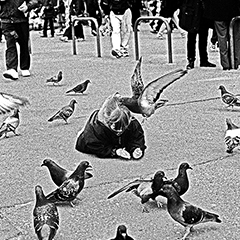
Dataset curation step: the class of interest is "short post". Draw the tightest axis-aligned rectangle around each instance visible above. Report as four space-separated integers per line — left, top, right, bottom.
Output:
134 16 172 63
72 17 101 57
229 16 240 69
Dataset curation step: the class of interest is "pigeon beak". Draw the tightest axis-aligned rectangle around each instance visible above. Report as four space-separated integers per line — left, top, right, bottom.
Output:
188 166 193 170
41 163 45 167
163 176 167 179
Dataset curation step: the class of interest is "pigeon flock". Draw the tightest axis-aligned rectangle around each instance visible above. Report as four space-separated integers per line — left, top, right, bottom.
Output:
2 57 232 239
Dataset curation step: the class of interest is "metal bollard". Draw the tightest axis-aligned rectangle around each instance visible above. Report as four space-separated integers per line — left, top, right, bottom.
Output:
229 16 240 69
72 17 101 57
134 16 173 63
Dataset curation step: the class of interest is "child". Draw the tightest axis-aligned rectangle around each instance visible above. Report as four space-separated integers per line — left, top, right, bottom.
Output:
75 93 146 160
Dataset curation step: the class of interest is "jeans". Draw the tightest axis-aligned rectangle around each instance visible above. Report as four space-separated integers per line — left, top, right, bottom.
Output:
2 22 30 71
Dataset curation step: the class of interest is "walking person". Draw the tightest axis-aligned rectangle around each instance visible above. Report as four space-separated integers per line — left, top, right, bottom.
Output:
41 0 55 37
0 0 39 80
101 0 133 58
203 0 240 70
179 0 216 69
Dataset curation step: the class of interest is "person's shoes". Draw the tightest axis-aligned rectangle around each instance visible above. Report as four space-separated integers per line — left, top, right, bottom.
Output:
3 69 19 80
200 61 216 67
209 43 219 52
157 32 164 40
186 61 194 69
60 36 68 42
150 29 158 34
21 70 31 77
91 30 97 36
223 67 231 71
111 49 122 58
41 35 47 38
120 48 129 57
77 38 85 42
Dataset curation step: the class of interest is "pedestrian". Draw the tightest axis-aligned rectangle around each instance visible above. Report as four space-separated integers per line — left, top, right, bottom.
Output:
203 0 240 70
56 0 66 33
179 0 216 69
0 0 39 80
85 0 102 36
100 0 133 58
75 94 146 160
60 0 85 42
41 0 55 37
157 0 185 39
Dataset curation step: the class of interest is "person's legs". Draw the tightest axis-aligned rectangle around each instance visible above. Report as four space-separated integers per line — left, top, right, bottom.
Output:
121 8 132 50
16 22 31 72
49 18 54 37
110 11 122 50
43 18 48 37
233 20 240 69
215 21 231 69
186 31 197 69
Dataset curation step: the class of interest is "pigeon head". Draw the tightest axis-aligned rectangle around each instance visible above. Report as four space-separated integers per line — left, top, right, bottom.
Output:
98 94 132 136
179 162 192 172
85 79 91 84
69 99 77 108
152 170 167 191
117 225 128 238
35 185 47 205
71 161 92 178
160 184 179 199
41 158 54 167
218 85 227 94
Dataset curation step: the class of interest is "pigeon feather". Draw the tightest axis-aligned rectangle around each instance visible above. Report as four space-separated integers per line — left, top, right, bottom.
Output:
66 80 91 94
0 92 29 114
33 185 59 240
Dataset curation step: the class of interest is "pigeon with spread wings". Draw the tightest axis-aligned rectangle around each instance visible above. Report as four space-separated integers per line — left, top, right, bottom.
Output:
108 170 166 212
219 85 240 108
0 92 29 114
119 58 187 118
160 185 221 240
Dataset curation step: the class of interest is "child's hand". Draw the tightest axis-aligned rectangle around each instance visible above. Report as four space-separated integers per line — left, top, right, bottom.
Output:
116 148 131 159
132 148 143 159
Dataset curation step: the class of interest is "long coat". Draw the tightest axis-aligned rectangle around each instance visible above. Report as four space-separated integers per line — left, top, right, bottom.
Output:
203 0 240 22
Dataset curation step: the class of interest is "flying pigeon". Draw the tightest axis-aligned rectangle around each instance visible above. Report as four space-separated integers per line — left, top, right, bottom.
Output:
46 71 63 85
224 118 240 153
66 80 91 94
41 158 93 187
46 161 92 206
218 85 240 108
0 109 20 138
160 162 192 197
0 92 29 114
119 58 187 118
108 170 166 212
110 225 134 240
33 185 59 240
48 99 77 124
160 184 221 240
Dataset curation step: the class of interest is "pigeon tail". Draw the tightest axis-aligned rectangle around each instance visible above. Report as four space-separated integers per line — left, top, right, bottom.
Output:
66 89 73 94
226 118 239 130
202 210 222 224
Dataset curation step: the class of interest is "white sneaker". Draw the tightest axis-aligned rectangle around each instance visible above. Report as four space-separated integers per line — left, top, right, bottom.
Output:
21 70 30 77
3 69 19 80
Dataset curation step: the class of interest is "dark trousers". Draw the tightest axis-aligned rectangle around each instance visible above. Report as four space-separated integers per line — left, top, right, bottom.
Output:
2 22 30 71
87 11 102 32
63 22 84 39
43 17 54 37
187 19 209 63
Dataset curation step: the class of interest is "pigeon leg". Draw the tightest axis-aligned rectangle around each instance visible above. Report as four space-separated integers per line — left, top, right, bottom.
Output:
181 226 192 240
142 204 149 213
155 199 163 208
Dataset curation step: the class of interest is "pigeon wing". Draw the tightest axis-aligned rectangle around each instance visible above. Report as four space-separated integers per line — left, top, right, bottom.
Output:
0 92 29 114
131 56 144 99
140 69 187 105
222 92 239 105
107 179 152 199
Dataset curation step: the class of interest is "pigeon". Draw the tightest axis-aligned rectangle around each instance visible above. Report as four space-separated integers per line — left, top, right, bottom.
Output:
110 225 134 240
0 92 29 114
0 109 20 138
160 184 221 240
46 71 63 85
46 161 92 206
224 118 240 153
48 99 77 124
33 185 59 240
218 85 240 108
161 162 193 197
41 158 93 187
119 57 187 118
66 80 91 94
108 170 166 212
